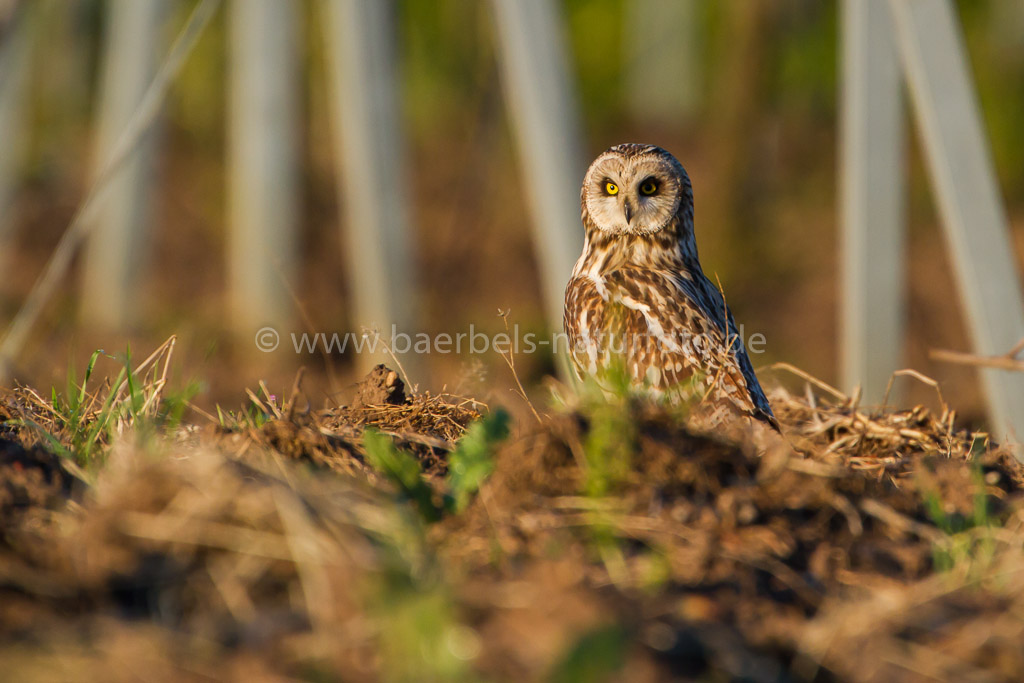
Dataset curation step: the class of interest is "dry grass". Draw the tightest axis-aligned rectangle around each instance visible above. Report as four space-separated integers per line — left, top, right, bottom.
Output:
2 353 1024 682
768 362 1002 483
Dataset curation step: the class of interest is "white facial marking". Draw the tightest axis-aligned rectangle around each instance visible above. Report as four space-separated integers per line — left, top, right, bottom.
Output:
583 150 686 235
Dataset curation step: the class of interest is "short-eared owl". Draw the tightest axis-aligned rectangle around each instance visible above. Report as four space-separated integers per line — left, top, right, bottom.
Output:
564 143 777 429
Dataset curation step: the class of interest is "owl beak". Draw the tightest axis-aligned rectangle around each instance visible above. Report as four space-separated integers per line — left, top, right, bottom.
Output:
623 198 636 226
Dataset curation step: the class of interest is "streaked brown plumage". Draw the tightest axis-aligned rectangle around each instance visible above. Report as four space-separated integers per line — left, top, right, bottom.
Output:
564 144 777 429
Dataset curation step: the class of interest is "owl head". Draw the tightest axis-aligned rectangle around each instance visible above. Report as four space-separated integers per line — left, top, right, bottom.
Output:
581 144 693 236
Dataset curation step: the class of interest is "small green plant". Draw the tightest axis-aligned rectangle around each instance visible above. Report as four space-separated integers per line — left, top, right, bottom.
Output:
578 364 637 497
18 338 196 468
214 384 283 431
363 409 510 522
371 569 480 683
566 362 703 589
41 348 105 462
215 402 272 431
446 409 509 513
566 367 640 585
364 428 443 523
161 380 202 434
548 624 629 683
923 460 997 575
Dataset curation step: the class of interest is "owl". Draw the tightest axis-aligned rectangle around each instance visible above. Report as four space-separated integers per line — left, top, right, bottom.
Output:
563 143 778 430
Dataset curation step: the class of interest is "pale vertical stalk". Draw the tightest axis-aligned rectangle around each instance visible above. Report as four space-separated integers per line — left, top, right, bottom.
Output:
321 0 416 372
890 0 1024 445
0 3 32 278
489 0 585 380
81 0 166 329
839 0 904 403
228 0 300 335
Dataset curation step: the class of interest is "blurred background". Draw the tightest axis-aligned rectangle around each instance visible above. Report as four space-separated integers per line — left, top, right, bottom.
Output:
1 0 1023 426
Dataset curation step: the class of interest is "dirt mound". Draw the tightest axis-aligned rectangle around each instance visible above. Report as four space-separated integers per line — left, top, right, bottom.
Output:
0 438 74 546
251 365 485 478
3 366 1024 681
0 390 78 549
327 370 483 451
349 363 408 409
439 394 1024 680
0 445 394 680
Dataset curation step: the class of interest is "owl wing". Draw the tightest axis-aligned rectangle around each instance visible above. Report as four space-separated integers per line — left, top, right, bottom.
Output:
677 270 778 429
565 267 777 429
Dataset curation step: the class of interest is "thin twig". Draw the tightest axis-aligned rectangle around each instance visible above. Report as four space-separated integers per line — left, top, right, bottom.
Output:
768 362 848 401
498 309 542 423
285 367 307 422
1009 337 1024 359
258 380 282 419
882 368 948 414
930 347 1024 372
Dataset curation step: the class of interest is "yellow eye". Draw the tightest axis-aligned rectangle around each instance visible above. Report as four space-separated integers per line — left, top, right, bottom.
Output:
640 180 658 196
604 181 619 195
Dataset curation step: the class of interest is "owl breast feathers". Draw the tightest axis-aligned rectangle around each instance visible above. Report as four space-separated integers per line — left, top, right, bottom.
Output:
564 143 778 430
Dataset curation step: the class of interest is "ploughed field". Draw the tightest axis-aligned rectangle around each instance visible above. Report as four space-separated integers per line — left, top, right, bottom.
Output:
1 349 1023 682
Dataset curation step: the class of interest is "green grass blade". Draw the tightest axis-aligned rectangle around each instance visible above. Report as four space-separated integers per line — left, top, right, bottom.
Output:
364 429 441 522
446 409 509 513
